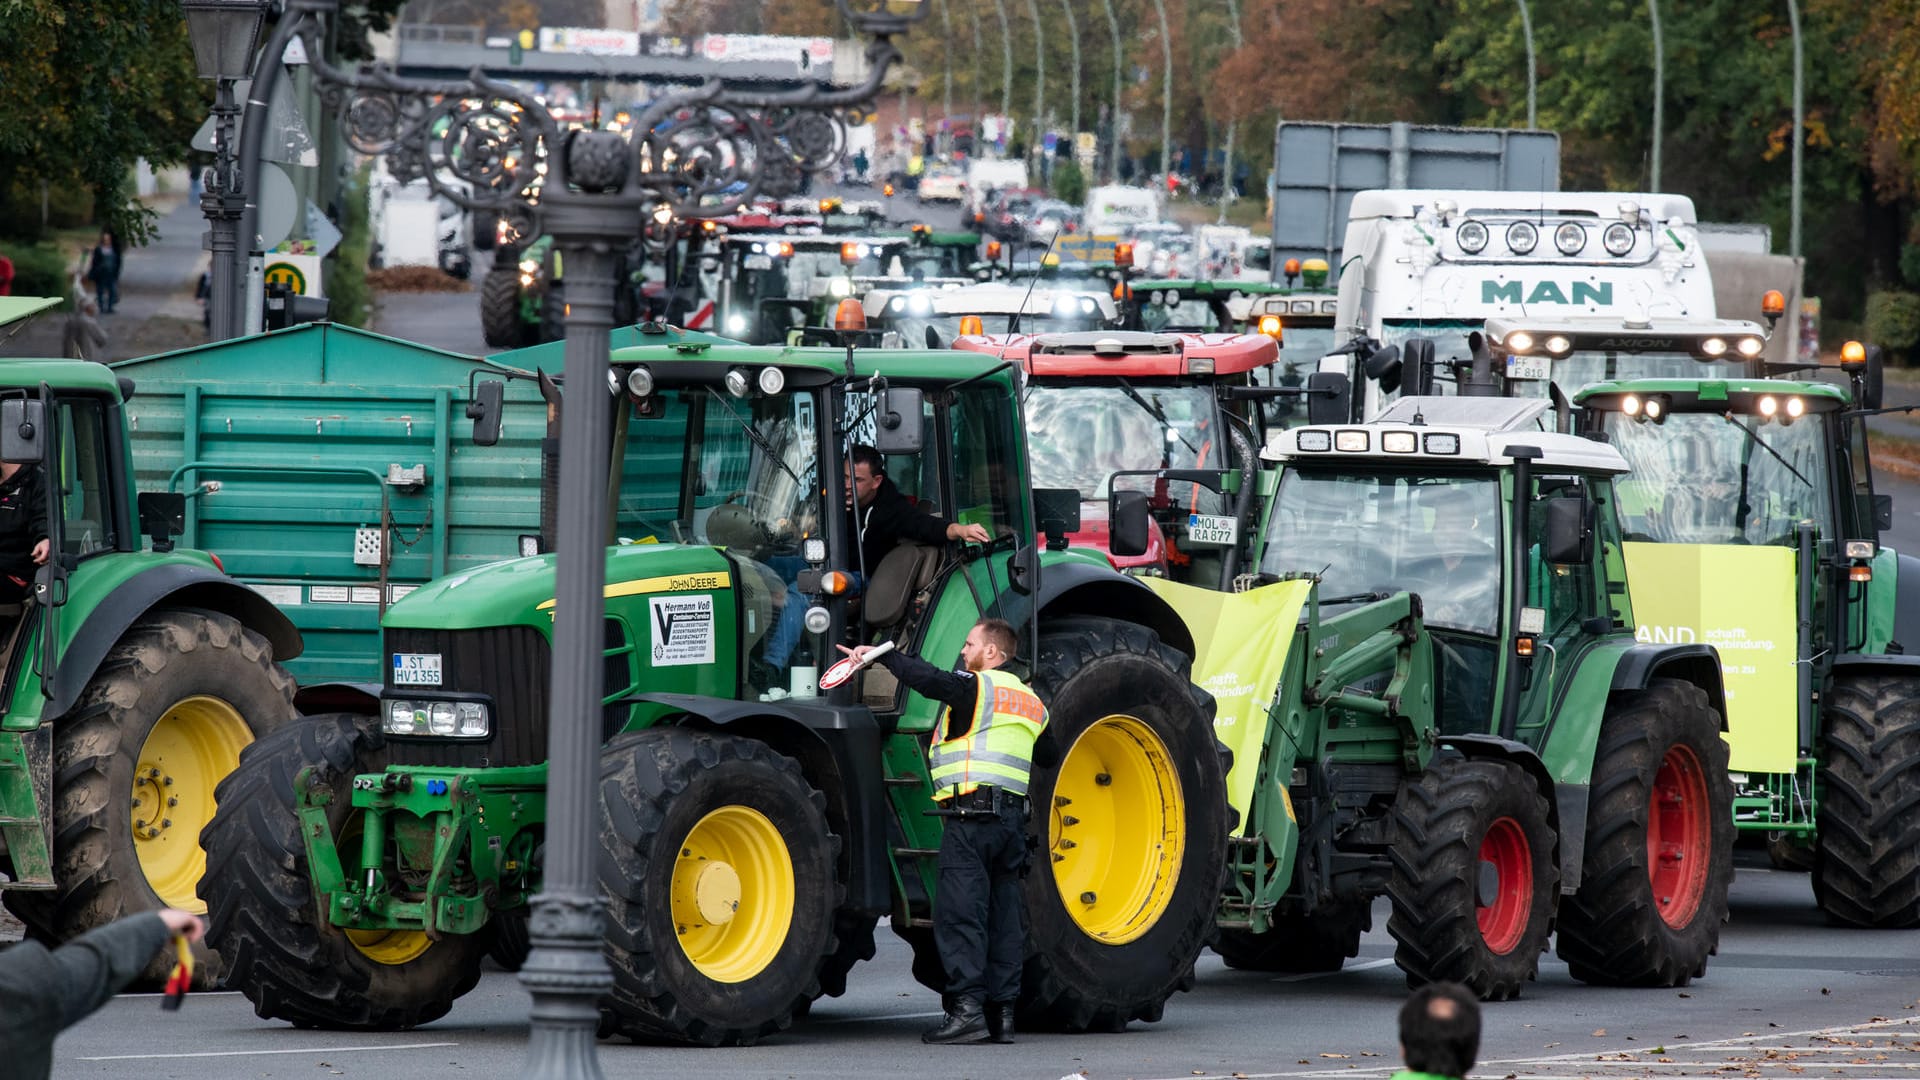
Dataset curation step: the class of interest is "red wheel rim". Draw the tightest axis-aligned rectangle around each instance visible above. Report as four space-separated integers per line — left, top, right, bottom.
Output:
1648 743 1711 928
1477 816 1533 954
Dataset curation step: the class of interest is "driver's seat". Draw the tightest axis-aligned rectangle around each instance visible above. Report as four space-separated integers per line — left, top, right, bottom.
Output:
857 541 944 709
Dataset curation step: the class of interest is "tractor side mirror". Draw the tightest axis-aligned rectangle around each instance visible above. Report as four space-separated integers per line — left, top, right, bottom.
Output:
1543 497 1593 565
467 379 505 447
137 491 186 551
1363 344 1403 393
1109 490 1152 558
1402 337 1436 397
1874 493 1894 533
1032 487 1082 551
1 398 44 465
925 324 943 349
874 388 924 454
1305 371 1352 426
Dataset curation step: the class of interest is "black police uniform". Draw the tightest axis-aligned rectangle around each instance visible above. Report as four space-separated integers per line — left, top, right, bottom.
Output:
874 647 1030 1045
0 466 47 603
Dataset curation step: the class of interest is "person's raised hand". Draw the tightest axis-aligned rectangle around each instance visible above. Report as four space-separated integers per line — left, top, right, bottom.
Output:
836 643 873 662
947 522 991 544
157 909 205 944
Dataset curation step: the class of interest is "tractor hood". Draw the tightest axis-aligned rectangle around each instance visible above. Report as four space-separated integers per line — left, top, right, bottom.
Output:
383 544 735 631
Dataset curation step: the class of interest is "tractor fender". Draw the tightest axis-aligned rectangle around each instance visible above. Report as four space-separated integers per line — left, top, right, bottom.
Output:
630 692 891 918
1886 551 1920 655
1029 561 1196 658
1438 734 1584 891
1609 643 1728 727
47 564 303 721
1830 655 1920 672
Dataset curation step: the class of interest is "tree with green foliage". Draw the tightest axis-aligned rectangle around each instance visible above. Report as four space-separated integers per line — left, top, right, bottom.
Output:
0 1 208 245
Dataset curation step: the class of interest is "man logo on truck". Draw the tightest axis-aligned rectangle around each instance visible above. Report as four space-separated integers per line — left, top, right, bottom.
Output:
1482 280 1613 306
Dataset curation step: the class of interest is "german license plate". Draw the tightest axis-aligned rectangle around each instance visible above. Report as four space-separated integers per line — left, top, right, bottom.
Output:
743 254 773 270
1505 355 1552 381
392 653 442 687
1186 514 1238 546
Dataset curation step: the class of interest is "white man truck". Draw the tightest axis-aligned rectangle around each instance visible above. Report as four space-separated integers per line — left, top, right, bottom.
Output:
1333 190 1718 416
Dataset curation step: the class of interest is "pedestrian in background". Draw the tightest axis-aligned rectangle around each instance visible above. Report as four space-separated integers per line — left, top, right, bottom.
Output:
62 296 107 362
85 230 121 314
0 907 205 1079
838 616 1047 1045
1392 982 1482 1080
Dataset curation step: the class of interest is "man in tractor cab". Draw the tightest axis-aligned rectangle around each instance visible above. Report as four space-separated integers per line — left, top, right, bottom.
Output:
759 444 989 683
0 458 49 604
838 617 1047 1046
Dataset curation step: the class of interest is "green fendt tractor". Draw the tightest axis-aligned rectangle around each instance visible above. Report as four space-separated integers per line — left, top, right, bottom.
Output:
199 337 1231 1042
0 352 300 969
1564 337 1920 927
1127 395 1736 998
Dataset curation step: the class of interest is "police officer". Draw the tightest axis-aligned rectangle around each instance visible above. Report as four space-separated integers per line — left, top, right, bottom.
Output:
837 617 1047 1045
0 459 48 603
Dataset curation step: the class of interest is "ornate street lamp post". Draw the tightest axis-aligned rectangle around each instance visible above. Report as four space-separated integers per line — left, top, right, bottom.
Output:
180 0 267 341
180 2 920 1075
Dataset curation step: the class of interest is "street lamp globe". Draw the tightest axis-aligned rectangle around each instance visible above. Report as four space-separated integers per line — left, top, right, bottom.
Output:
180 0 267 80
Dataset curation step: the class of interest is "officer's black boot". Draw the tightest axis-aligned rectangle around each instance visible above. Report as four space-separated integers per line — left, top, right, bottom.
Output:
921 996 987 1044
985 1001 1015 1044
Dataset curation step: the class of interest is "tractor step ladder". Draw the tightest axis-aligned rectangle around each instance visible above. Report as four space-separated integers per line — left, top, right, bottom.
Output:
884 776 939 928
0 730 53 888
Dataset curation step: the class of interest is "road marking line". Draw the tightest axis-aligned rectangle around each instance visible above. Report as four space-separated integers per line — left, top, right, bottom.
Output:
812 1009 947 1024
78 1041 458 1061
1129 1017 1920 1080
1270 957 1396 982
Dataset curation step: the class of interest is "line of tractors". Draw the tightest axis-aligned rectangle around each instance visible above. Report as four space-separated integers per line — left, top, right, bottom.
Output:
0 261 1911 1049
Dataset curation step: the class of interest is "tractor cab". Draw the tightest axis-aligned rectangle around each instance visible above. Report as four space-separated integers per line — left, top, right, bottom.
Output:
872 281 1118 349
957 329 1279 584
714 234 915 343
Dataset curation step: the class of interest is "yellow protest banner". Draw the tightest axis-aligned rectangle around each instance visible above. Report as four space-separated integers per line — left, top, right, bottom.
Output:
1622 542 1798 773
1142 577 1313 824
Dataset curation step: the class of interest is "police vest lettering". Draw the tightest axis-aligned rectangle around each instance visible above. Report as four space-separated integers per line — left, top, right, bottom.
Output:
928 670 1049 800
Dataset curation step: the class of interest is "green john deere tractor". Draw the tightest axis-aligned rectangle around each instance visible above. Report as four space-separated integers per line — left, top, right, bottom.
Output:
1566 341 1920 927
1125 394 1737 998
199 336 1232 1042
0 346 300 975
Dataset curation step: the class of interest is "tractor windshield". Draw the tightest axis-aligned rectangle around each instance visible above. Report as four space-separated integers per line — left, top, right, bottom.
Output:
613 388 821 555
1602 410 1835 547
1262 470 1503 636
1024 382 1230 514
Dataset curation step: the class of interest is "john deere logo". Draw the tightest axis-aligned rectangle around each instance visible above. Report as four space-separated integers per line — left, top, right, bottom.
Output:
1482 280 1612 306
264 262 308 294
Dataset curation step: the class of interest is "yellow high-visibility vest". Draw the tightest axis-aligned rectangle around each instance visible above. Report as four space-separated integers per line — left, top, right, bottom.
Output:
928 669 1048 800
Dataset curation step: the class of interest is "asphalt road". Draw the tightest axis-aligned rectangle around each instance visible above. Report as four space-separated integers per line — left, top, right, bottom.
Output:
45 855 1920 1079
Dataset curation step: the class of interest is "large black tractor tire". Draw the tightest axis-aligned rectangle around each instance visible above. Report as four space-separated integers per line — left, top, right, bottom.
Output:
1557 679 1733 985
1011 617 1231 1032
1387 757 1557 1000
598 728 843 1046
4 609 295 981
485 911 531 971
1214 903 1372 974
1814 673 1920 927
479 265 523 348
538 284 566 344
199 713 486 1028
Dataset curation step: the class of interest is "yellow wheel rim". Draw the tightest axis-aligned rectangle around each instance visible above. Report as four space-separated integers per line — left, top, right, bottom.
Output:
133 695 255 913
345 926 433 965
671 805 794 983
1050 714 1186 945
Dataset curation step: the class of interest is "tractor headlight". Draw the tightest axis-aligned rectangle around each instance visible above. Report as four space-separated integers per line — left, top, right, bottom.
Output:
429 702 457 735
757 366 786 395
387 700 423 735
1554 222 1587 255
1701 337 1728 357
1737 336 1765 357
1506 221 1538 254
384 699 490 738
627 366 655 397
1456 220 1489 254
1603 222 1636 256
726 313 748 335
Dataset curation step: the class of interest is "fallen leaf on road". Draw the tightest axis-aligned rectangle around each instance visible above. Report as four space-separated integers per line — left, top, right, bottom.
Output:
1320 1052 1349 1058
1593 1029 1608 1037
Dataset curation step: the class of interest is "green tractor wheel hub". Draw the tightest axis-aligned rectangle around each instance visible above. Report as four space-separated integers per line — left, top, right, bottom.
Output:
1051 713 1186 945
1650 743 1712 928
1476 816 1534 955
134 695 255 913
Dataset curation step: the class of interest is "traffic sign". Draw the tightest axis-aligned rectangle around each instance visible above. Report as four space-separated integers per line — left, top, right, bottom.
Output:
262 253 324 298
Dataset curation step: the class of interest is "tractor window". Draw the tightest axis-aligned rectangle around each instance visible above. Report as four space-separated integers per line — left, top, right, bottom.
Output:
1262 470 1502 637
948 385 1026 540
1024 382 1229 514
1603 411 1834 547
55 397 114 559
